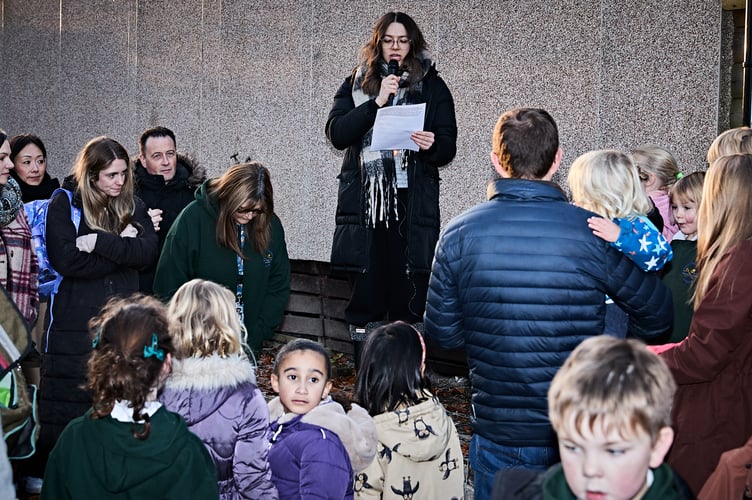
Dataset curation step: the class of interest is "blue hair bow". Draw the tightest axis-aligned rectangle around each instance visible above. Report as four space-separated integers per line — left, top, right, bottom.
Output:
144 333 165 361
92 325 103 349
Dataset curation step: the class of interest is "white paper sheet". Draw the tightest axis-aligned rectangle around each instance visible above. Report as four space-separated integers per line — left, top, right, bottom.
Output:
370 103 426 152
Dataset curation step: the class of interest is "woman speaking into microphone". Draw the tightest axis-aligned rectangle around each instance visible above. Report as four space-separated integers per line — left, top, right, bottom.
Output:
325 11 457 369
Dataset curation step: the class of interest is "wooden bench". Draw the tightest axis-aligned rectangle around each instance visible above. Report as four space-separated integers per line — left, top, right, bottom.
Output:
275 259 468 377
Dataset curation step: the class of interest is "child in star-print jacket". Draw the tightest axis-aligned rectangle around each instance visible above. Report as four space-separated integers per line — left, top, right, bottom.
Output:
353 321 465 500
568 150 672 337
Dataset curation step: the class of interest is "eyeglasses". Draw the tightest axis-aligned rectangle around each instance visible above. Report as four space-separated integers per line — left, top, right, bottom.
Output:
381 37 410 47
236 206 265 215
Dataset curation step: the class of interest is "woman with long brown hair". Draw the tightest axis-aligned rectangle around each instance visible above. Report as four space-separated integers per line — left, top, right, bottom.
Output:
326 12 457 368
153 161 290 359
34 136 159 491
654 153 752 494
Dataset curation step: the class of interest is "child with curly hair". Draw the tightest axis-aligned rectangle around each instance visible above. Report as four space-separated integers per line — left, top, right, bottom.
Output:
41 295 218 499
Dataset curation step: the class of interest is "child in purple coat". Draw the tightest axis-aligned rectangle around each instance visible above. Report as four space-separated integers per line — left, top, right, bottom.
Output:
267 339 377 500
160 279 278 499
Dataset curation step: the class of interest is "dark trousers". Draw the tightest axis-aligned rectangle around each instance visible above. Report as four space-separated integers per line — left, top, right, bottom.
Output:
345 189 429 326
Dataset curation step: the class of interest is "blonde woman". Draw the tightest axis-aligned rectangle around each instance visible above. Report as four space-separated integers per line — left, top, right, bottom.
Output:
36 136 158 486
654 154 752 494
706 126 752 164
160 279 278 499
568 149 672 337
153 162 290 358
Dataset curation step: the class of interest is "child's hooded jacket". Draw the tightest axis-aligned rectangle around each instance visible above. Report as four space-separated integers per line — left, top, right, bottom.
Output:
354 396 465 499
267 396 377 500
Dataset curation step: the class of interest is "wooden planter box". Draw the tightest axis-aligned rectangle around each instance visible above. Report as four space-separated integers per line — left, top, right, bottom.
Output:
275 259 468 376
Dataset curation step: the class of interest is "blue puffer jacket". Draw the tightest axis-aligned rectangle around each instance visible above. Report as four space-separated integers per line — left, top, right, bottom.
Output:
424 178 673 448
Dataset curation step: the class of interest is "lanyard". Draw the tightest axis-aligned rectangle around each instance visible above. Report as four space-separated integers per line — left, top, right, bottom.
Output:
235 224 245 322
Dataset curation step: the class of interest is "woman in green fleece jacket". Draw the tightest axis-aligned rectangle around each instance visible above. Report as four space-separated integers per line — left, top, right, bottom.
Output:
153 162 290 358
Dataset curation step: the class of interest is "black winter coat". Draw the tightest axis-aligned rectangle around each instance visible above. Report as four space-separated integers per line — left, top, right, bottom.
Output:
40 178 159 444
326 64 457 274
425 179 673 448
133 155 205 292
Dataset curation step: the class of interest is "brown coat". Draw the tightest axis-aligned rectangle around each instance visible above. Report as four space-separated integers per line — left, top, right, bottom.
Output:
698 435 752 499
659 240 752 494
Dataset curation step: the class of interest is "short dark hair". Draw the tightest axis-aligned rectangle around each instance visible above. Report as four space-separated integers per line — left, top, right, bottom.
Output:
0 130 7 146
354 321 431 415
272 338 332 381
493 108 559 179
9 134 47 163
138 126 176 156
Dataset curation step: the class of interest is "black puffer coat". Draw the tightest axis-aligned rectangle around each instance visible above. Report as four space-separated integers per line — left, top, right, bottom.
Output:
133 154 206 248
326 64 457 274
133 154 205 292
40 178 159 445
425 179 673 448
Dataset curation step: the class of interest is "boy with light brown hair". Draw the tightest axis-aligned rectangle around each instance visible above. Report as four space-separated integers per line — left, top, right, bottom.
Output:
492 336 695 499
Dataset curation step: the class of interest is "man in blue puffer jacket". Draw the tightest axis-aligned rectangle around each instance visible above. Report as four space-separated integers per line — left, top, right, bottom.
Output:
424 108 672 500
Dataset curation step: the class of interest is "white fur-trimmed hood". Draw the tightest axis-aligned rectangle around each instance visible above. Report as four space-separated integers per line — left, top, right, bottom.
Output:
164 353 256 391
268 396 378 473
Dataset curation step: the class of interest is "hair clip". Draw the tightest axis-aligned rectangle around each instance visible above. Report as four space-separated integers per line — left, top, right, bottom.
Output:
92 325 102 349
676 172 684 180
143 333 165 361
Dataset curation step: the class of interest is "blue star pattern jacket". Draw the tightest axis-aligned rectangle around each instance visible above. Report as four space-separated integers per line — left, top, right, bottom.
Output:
612 215 672 272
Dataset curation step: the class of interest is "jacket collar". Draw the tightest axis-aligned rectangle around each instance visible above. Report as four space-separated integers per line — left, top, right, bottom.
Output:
486 178 567 203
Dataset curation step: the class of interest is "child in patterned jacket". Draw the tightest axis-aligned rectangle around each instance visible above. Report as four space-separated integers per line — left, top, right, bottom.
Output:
353 321 465 499
568 149 672 337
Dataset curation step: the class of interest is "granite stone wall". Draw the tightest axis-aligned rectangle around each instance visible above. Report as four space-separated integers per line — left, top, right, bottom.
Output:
0 1 725 262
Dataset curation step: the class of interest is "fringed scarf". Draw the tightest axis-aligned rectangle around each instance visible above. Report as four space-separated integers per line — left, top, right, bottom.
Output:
352 61 423 227
0 178 39 327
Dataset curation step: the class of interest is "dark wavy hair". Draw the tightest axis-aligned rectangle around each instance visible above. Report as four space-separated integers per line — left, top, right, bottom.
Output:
0 130 7 146
359 12 429 96
354 321 431 415
87 295 174 440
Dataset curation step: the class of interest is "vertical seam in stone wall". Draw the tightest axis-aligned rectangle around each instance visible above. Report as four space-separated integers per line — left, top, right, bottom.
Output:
596 0 605 146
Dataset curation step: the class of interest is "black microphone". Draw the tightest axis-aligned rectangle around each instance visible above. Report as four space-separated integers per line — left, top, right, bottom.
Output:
387 59 399 106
